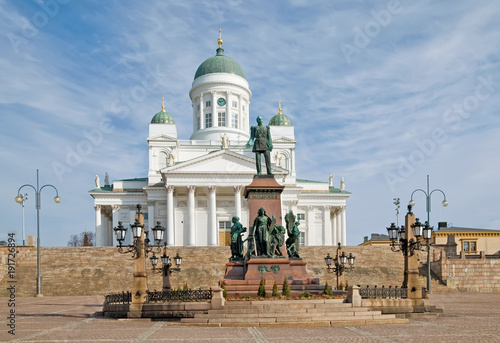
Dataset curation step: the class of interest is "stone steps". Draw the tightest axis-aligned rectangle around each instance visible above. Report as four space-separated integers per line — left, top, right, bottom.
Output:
180 300 408 326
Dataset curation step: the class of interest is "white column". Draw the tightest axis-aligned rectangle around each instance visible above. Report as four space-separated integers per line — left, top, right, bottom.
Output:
323 206 332 246
212 91 217 127
234 185 242 219
147 200 156 240
332 210 337 246
341 206 347 246
307 206 314 245
208 186 217 246
112 205 120 247
187 186 196 246
95 205 103 246
166 185 174 246
237 94 242 129
226 91 231 127
199 95 204 129
336 210 342 246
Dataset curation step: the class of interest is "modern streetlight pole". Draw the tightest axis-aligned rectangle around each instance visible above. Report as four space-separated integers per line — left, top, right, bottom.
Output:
19 194 28 246
15 169 61 297
409 175 448 293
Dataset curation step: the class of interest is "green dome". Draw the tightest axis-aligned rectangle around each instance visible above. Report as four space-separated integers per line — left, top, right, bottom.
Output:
194 48 246 80
151 98 175 124
151 110 175 124
269 103 292 126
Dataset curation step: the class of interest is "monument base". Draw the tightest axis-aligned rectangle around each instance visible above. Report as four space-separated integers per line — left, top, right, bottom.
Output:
221 258 323 297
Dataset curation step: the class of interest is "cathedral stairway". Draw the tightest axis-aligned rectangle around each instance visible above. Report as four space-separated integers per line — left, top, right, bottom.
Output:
180 298 408 326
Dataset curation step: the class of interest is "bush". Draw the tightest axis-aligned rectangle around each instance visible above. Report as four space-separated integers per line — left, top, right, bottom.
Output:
272 281 280 297
301 292 312 298
345 280 349 291
282 277 291 296
183 282 189 291
337 282 344 291
257 279 266 297
323 282 334 295
221 283 227 298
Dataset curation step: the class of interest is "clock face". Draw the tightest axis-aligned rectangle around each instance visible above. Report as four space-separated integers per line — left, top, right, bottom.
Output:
217 97 226 106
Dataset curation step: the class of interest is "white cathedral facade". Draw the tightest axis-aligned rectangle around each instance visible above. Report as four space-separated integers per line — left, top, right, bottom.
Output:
90 33 350 248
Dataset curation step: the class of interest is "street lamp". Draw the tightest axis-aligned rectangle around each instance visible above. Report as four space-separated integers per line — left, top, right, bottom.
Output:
409 175 448 293
17 194 28 246
324 243 355 289
15 169 61 297
150 249 182 290
114 215 165 259
387 205 428 300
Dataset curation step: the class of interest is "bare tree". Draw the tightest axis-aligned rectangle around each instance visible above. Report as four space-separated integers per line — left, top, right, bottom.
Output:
67 231 95 246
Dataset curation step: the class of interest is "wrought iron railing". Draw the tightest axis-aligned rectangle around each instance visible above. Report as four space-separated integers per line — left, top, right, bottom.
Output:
358 286 407 299
104 291 132 305
146 289 212 303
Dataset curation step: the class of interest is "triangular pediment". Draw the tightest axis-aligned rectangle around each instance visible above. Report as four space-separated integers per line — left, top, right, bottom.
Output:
161 150 287 175
273 136 296 143
148 134 178 142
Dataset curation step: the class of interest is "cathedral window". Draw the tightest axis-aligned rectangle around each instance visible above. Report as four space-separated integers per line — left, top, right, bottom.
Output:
206 100 211 107
205 113 212 128
297 213 305 221
218 112 226 126
231 113 238 128
299 232 305 246
232 101 237 108
196 114 200 130
218 221 232 246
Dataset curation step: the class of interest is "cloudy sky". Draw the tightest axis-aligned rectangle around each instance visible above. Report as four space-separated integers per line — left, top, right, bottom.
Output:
1 0 499 247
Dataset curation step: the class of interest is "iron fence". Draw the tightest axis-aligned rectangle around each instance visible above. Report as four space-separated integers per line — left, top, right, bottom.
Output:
358 286 407 299
146 289 212 303
104 291 132 305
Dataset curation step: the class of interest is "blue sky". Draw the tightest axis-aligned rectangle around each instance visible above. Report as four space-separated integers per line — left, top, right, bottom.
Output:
1 0 499 247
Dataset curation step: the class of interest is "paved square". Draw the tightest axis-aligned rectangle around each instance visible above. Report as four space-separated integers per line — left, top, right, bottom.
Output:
1 294 499 342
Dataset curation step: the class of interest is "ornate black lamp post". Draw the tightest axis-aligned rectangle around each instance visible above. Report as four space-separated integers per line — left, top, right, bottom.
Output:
150 249 182 290
15 169 61 297
409 175 448 293
112 205 167 316
387 206 433 288
324 243 355 289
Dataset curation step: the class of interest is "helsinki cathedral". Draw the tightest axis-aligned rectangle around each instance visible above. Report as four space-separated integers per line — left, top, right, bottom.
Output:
90 31 350 248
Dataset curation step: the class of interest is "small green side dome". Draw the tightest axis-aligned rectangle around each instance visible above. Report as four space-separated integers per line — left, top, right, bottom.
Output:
151 98 175 124
269 101 292 126
194 48 246 80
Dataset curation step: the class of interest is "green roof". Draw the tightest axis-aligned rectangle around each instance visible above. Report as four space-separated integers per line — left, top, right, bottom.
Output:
194 48 246 80
151 110 175 124
269 113 292 126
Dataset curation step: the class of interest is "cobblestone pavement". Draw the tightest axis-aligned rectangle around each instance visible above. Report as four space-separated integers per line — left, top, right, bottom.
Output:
1 293 499 342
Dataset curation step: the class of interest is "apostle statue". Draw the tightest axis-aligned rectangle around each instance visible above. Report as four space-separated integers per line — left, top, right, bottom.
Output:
246 116 273 175
229 216 246 260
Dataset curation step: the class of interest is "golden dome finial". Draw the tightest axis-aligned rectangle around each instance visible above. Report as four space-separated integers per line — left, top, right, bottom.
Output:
217 28 223 48
161 97 165 112
278 100 282 114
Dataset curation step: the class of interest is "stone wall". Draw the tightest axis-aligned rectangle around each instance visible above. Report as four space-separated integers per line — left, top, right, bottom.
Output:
431 255 500 293
0 245 436 297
